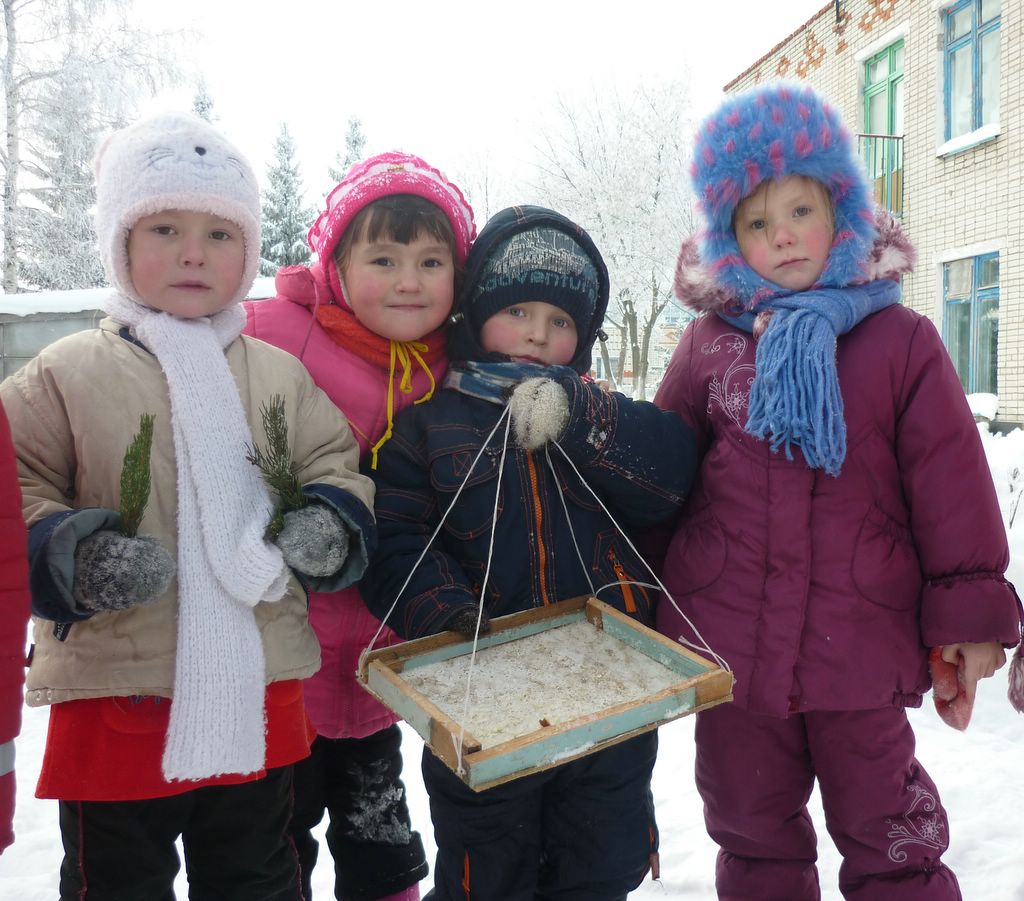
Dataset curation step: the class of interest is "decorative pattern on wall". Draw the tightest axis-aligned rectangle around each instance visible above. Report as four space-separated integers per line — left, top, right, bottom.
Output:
833 8 852 53
747 0 904 86
860 0 899 33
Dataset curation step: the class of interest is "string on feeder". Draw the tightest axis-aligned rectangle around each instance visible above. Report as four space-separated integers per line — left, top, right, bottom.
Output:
358 406 512 776
447 411 513 771
359 404 514 660
543 440 732 675
359 396 731 775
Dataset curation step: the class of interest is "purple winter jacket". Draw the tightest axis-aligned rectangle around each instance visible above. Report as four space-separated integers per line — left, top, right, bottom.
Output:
655 231 1022 720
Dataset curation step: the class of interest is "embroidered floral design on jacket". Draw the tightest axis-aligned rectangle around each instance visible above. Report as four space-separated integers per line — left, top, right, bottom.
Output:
702 332 754 427
886 784 947 863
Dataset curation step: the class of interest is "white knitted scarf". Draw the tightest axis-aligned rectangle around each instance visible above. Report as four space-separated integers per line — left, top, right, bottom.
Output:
102 295 290 781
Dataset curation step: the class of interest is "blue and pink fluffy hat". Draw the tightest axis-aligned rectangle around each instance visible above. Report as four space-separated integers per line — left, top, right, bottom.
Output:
689 81 877 308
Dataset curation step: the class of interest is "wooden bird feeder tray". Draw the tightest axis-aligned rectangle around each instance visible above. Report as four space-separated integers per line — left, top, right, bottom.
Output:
358 595 733 791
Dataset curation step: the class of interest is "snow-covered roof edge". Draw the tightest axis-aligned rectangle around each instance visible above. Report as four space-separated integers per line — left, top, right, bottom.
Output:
1 276 277 317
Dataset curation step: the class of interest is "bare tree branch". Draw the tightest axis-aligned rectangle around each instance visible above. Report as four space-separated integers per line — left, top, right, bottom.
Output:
526 78 697 398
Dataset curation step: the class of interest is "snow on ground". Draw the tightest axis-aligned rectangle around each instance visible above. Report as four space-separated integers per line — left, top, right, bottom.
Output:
2 427 1024 899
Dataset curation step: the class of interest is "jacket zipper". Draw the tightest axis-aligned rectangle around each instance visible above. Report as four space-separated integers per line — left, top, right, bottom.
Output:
608 548 637 613
525 453 551 604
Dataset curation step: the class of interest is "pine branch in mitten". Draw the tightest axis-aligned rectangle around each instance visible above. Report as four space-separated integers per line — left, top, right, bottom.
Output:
246 394 306 538
119 413 155 538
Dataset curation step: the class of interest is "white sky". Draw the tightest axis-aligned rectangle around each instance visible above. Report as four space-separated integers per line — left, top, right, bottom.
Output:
140 1 829 208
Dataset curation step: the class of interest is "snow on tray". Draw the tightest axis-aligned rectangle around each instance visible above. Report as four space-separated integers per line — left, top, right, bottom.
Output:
402 620 684 748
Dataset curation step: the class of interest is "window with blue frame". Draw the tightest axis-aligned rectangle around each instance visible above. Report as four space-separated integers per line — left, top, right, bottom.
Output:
943 253 998 394
943 0 1001 141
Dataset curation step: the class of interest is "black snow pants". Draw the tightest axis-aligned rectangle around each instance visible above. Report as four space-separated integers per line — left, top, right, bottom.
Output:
57 764 302 901
290 726 428 900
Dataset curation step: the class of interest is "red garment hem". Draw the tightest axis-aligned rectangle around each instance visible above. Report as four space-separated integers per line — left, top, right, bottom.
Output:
36 680 314 801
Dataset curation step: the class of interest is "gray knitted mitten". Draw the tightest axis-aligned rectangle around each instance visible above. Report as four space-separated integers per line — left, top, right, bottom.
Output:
445 607 491 637
73 530 176 612
275 504 349 578
508 378 570 451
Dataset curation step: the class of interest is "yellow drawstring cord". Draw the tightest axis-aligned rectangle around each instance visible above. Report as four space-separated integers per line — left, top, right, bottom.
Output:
369 339 436 470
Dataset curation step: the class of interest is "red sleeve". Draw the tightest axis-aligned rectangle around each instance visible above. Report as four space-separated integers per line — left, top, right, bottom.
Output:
0 401 30 854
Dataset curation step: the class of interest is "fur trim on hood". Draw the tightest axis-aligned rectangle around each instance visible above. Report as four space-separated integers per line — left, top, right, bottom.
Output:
673 208 916 316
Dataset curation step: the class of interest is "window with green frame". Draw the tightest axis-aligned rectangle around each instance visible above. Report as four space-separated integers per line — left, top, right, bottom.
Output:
943 0 1001 141
943 253 998 395
862 40 903 215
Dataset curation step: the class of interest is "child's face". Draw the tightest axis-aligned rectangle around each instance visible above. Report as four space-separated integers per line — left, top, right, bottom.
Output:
734 175 833 292
127 210 246 318
480 302 578 367
341 231 455 341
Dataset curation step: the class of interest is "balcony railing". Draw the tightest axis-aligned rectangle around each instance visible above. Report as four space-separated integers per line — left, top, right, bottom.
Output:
858 133 903 217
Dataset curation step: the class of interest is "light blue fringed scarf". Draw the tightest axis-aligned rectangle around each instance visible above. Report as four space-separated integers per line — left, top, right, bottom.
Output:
720 279 902 477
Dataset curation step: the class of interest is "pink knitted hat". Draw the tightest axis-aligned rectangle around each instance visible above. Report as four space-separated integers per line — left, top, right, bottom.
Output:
308 151 476 309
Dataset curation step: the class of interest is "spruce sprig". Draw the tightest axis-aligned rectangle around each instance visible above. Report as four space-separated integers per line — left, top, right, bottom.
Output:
246 395 306 538
119 413 155 538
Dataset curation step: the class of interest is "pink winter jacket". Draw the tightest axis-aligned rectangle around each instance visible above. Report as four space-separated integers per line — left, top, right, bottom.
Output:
244 263 447 739
655 227 1022 720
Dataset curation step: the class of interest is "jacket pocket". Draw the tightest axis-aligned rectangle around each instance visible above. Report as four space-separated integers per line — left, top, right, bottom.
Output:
852 507 923 611
594 530 653 624
429 438 503 540
666 504 728 596
556 463 603 513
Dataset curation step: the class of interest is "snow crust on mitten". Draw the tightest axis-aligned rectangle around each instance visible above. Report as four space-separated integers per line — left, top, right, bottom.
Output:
73 530 175 611
508 377 570 451
929 647 972 731
276 504 349 577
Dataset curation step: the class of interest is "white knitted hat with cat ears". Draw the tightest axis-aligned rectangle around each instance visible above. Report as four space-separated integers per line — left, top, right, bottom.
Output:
93 112 261 306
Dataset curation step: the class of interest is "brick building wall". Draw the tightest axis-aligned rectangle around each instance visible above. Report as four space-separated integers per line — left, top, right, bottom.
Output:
726 0 1023 424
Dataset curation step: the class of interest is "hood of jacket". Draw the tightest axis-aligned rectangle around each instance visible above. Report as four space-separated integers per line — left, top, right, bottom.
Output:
271 260 334 312
447 205 610 375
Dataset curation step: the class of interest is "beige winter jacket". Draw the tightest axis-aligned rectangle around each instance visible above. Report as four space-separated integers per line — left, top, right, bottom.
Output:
0 317 375 707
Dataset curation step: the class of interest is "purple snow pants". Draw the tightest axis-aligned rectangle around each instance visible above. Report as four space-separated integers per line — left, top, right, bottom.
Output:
694 703 961 901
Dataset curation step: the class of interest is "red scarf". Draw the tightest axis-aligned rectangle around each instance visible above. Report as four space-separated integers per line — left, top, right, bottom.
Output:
314 303 446 467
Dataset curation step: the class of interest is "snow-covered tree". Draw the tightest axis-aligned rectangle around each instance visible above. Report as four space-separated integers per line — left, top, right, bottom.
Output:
260 123 314 276
192 80 214 121
530 80 696 398
452 153 507 226
327 115 367 184
18 54 111 290
2 0 177 292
